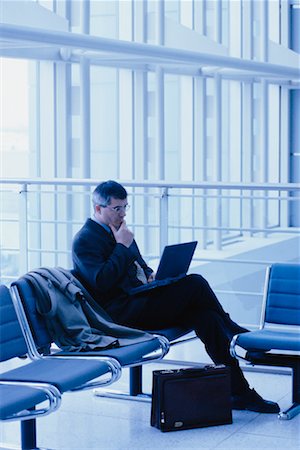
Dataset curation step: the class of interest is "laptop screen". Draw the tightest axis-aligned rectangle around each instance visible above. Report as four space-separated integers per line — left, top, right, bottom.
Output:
155 241 198 280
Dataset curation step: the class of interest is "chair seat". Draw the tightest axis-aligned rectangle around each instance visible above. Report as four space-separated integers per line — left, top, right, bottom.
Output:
0 385 47 420
148 327 192 342
57 337 161 366
0 358 111 393
236 329 300 352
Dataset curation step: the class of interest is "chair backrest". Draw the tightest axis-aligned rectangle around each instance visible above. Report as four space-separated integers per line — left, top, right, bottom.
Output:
0 285 28 361
11 278 52 355
263 263 300 327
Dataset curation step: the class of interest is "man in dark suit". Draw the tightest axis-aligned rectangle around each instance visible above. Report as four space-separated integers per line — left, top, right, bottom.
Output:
72 180 279 413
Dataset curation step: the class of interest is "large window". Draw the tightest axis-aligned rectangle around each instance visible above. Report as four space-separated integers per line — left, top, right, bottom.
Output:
1 58 31 178
1 58 32 279
0 0 299 326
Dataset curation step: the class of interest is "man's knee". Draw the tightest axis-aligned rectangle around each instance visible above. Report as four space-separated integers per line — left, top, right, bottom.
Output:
186 273 210 289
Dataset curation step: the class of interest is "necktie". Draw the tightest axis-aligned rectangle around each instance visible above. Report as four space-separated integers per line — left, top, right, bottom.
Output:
134 261 148 284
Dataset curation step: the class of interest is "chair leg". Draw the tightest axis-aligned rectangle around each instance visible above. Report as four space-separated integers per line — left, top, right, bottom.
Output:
278 362 300 420
21 417 37 450
94 365 151 402
129 366 143 396
292 361 300 404
278 403 300 420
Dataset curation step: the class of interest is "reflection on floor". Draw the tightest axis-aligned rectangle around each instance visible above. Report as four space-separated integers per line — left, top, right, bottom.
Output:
1 344 300 450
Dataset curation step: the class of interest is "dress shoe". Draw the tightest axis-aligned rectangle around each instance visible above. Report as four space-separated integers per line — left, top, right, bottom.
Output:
232 388 280 413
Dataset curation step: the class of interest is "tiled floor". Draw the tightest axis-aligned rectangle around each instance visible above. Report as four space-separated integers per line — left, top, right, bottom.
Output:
1 351 300 450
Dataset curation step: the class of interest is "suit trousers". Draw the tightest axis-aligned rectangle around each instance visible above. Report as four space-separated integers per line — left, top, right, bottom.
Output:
106 274 250 395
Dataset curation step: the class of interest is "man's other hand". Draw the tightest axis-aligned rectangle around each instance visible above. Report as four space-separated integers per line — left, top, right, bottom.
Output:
147 272 156 283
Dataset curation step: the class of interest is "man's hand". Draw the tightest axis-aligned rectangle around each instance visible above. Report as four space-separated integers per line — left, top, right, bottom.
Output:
147 272 156 283
110 221 134 248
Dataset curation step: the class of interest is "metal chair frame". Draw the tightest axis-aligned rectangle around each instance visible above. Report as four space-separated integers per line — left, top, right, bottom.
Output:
230 263 300 420
10 281 170 399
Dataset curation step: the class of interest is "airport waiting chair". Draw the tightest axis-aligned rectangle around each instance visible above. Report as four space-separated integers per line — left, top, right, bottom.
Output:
0 286 63 449
1 283 122 449
1 284 61 450
230 263 300 420
10 274 169 400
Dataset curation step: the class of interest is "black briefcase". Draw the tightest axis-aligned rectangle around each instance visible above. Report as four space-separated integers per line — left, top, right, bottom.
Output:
151 364 232 432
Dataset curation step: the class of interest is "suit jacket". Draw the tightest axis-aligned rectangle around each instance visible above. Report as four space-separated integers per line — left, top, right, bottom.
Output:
72 219 153 310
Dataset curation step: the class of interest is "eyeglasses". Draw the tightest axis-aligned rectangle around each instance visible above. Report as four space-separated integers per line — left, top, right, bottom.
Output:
99 204 130 213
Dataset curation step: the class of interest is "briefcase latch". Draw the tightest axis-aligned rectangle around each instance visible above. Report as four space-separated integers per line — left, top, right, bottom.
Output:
160 412 184 429
174 421 184 428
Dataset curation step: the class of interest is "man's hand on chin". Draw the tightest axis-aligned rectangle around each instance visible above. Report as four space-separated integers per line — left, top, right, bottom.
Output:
110 220 134 248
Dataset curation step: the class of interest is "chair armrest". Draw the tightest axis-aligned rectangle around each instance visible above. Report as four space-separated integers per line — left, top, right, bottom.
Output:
0 380 61 422
41 355 122 391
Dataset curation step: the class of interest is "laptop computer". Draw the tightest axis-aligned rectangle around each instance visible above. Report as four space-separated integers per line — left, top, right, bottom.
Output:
129 241 198 295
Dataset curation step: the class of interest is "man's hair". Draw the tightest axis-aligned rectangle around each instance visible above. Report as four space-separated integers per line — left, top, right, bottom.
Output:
92 180 127 208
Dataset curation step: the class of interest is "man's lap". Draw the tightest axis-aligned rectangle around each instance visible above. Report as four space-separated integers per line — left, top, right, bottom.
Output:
106 274 209 330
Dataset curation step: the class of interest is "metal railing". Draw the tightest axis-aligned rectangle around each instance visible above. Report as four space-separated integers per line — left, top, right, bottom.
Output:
1 178 299 328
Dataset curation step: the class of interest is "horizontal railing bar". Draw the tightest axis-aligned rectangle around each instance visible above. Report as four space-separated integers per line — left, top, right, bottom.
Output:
14 248 71 255
170 227 299 233
215 290 261 297
1 182 299 198
72 55 300 84
1 244 294 268
1 218 299 235
193 257 297 265
0 219 85 225
1 178 300 191
0 24 299 79
168 195 299 201
2 189 300 202
1 217 299 234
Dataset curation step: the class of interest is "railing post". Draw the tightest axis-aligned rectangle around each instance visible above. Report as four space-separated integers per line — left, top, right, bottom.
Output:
260 79 269 237
19 184 29 275
160 187 169 253
214 73 222 250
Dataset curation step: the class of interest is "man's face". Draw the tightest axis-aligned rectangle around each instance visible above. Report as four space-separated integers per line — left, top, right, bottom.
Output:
96 197 128 229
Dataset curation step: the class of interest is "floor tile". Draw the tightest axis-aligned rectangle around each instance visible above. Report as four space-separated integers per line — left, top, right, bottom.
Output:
213 431 300 450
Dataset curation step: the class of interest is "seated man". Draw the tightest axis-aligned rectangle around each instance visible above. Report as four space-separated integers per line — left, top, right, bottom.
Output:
72 180 279 413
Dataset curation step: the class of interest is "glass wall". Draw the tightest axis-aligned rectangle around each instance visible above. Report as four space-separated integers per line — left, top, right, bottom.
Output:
0 0 299 325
